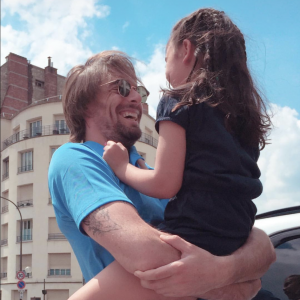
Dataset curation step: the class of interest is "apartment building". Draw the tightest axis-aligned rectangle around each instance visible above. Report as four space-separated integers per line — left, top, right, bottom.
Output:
0 53 158 300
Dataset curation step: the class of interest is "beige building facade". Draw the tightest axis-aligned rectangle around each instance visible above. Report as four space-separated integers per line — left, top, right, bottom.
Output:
0 53 158 300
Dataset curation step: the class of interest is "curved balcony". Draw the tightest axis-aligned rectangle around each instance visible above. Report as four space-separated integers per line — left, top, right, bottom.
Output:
139 132 158 148
2 125 158 149
2 124 70 150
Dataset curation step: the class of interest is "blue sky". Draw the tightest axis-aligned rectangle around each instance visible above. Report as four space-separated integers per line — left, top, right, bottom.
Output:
2 0 300 112
1 0 300 213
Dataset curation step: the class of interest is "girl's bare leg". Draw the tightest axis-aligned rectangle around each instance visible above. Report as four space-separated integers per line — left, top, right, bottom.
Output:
69 260 195 300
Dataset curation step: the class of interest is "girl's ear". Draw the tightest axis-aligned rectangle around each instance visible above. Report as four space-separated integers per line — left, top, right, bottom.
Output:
182 39 196 64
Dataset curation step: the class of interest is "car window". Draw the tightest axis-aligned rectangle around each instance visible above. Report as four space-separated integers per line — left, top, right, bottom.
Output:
261 237 300 300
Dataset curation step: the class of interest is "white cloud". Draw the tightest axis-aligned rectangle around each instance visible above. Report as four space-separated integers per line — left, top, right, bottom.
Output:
135 44 167 117
254 104 300 213
1 25 30 62
122 21 130 31
1 0 110 74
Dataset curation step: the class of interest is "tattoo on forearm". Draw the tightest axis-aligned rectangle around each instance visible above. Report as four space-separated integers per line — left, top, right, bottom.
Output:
82 206 122 235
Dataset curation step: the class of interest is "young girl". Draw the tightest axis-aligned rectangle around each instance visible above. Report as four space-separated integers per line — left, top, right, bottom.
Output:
104 8 271 256
70 8 271 300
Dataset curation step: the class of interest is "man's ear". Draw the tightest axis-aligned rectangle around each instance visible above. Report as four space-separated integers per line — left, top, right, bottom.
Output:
182 39 195 64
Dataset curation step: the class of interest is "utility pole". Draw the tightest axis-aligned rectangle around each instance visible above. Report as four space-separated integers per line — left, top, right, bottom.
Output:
42 279 47 300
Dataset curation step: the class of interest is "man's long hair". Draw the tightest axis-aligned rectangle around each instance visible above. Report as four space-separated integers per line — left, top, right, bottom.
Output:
62 51 140 142
163 8 272 149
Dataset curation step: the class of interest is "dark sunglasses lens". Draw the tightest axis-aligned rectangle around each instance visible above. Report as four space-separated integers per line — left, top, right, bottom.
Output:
118 80 131 97
136 86 148 103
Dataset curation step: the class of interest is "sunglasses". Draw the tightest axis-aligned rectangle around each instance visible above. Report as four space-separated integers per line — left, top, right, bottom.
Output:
100 79 149 103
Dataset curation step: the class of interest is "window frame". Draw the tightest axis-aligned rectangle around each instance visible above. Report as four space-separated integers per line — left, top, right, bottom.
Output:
30 120 42 137
19 150 33 173
2 157 9 180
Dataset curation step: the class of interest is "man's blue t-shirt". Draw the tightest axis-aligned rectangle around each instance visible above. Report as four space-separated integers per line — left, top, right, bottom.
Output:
48 141 166 282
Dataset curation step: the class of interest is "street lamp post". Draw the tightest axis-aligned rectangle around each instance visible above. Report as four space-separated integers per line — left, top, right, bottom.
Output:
1 196 23 271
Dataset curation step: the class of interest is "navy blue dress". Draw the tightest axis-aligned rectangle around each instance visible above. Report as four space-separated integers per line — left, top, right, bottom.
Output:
156 96 262 256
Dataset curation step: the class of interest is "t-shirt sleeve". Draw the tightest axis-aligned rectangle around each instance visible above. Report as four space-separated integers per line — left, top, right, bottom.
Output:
49 144 133 235
155 95 189 133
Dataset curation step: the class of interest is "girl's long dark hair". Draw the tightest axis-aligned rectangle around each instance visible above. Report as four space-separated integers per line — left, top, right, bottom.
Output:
163 8 272 150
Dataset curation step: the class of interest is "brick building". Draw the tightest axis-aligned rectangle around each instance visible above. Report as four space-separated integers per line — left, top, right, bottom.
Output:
1 53 65 117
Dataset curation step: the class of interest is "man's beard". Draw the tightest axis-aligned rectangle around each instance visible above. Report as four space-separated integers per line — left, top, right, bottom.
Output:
105 121 142 150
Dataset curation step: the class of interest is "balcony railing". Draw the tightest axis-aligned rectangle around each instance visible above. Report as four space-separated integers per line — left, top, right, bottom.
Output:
0 239 8 246
2 171 9 180
17 235 32 242
48 269 71 276
138 132 158 148
17 199 33 208
0 272 7 278
18 165 33 173
48 233 66 240
1 205 8 214
2 124 70 150
2 123 156 150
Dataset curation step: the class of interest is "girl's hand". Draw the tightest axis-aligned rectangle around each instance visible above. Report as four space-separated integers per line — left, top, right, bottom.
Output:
103 141 129 176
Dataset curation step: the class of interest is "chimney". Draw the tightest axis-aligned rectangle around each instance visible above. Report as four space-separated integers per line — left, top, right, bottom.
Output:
142 103 149 115
45 56 57 98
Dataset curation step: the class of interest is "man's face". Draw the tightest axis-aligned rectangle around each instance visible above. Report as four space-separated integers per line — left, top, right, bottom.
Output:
91 76 143 149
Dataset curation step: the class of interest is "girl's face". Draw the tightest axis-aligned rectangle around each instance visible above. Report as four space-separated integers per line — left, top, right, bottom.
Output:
165 42 191 88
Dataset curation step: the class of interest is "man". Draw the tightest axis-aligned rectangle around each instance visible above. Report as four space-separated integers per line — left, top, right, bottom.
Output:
48 51 275 299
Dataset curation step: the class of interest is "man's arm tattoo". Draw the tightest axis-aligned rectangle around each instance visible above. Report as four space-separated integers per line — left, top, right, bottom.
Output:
82 206 122 236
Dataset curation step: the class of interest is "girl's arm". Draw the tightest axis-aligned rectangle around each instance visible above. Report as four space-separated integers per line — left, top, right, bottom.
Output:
103 120 186 199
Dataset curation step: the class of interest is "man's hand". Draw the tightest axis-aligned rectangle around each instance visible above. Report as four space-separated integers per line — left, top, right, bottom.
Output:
134 234 264 299
103 141 129 176
134 234 227 297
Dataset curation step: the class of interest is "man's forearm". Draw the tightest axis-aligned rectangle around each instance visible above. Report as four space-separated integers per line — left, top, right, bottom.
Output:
221 227 276 286
199 279 261 300
82 201 181 274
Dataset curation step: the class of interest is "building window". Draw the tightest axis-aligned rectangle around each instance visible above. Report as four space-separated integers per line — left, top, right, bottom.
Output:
17 220 32 242
13 126 20 142
35 80 44 88
16 254 32 277
13 131 20 142
48 268 71 276
1 191 9 214
30 120 42 137
55 120 69 134
1 224 8 246
17 184 33 208
48 217 66 240
19 151 33 173
2 157 9 180
48 253 71 277
46 290 69 299
1 257 7 279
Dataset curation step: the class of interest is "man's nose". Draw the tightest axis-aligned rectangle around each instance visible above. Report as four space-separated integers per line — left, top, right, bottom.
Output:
128 88 142 103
